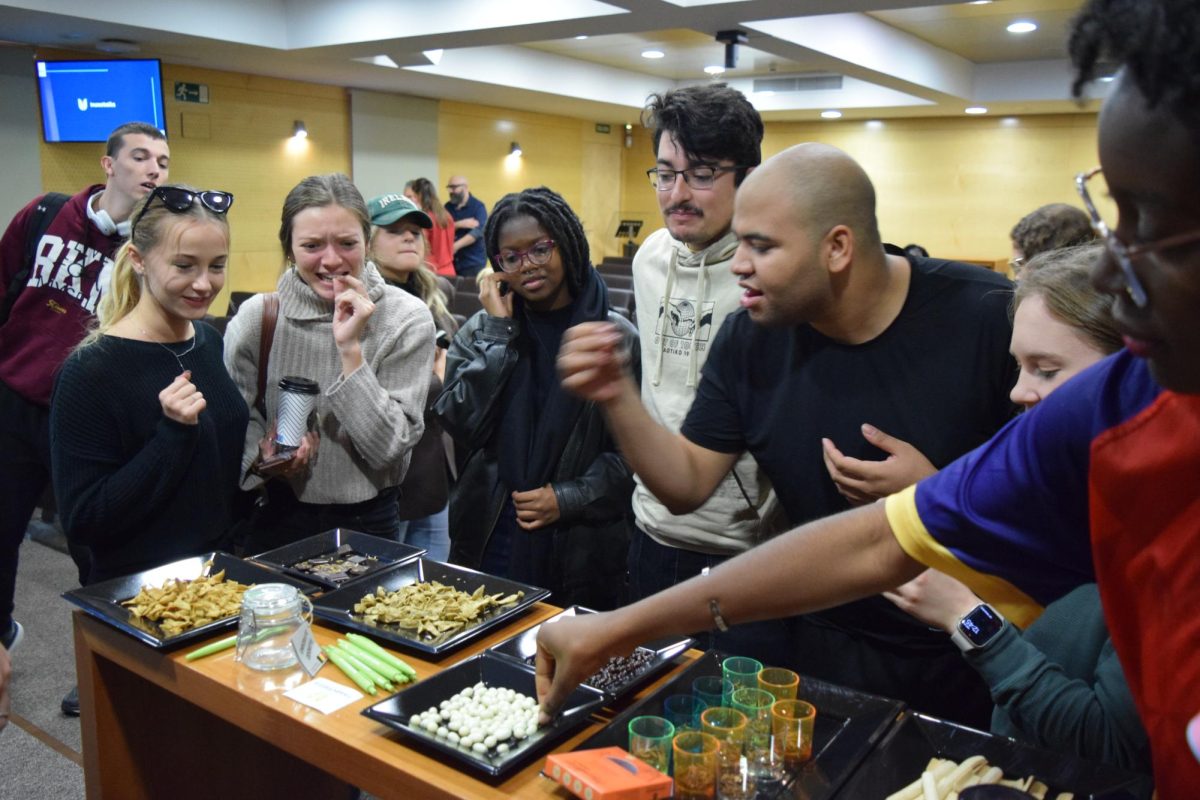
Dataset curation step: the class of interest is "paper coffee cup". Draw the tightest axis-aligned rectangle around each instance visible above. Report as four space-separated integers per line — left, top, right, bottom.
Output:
275 376 318 448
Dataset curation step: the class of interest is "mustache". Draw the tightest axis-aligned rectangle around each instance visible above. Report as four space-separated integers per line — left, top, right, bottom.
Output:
665 204 703 216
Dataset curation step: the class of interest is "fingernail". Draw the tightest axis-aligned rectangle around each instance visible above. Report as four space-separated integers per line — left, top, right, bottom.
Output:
862 424 877 436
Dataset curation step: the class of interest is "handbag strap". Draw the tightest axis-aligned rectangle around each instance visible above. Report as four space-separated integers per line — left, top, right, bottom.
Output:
253 293 279 418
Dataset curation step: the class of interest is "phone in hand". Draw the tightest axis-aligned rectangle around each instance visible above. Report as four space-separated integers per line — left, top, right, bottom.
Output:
498 280 510 297
256 447 297 476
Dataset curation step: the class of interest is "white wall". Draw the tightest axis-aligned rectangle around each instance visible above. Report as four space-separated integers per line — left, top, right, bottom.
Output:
349 88 439 202
0 45 44 224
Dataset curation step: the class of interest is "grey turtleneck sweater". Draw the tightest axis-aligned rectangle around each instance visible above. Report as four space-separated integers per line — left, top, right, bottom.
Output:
224 263 435 504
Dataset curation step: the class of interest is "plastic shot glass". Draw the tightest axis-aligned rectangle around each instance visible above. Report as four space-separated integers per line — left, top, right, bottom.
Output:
663 694 706 732
757 667 800 701
771 699 817 766
721 656 763 693
693 675 735 709
628 715 674 775
673 731 720 800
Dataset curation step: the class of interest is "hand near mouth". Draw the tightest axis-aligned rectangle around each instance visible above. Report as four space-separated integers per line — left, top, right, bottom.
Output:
332 275 375 371
480 272 515 318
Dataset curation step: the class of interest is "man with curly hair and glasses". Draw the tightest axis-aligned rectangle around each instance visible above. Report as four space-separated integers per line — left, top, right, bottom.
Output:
539 2 1200 792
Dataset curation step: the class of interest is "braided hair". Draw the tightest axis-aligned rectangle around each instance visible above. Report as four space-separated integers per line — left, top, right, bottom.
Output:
482 187 591 298
1070 0 1200 128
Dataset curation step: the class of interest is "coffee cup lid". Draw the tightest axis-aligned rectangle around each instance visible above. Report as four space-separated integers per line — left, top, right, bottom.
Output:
278 376 319 394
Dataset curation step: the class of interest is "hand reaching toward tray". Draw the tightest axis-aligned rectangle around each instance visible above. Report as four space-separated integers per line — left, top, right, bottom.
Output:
535 612 629 724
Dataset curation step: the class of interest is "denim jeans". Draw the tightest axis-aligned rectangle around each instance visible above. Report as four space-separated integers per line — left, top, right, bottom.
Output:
396 504 450 562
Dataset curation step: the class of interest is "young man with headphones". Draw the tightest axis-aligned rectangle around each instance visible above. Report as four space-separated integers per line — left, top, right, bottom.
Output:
0 122 169 706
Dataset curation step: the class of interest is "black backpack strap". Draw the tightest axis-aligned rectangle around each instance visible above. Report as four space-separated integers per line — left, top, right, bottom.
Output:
0 192 72 326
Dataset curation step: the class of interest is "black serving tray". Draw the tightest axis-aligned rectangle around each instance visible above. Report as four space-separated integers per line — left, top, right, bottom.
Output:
62 551 319 649
835 711 1150 799
487 605 693 703
249 529 424 590
312 559 550 657
576 649 903 799
362 652 606 778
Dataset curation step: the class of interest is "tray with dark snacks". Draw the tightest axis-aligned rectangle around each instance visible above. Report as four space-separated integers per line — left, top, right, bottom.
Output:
62 551 319 649
248 529 425 590
835 711 1149 800
362 652 607 778
486 605 694 703
312 559 550 657
575 649 904 800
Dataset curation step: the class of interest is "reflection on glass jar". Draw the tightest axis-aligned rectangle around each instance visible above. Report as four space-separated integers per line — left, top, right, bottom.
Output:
235 583 313 672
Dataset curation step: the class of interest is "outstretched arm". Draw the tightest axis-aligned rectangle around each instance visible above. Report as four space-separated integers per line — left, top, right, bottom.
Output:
535 502 922 719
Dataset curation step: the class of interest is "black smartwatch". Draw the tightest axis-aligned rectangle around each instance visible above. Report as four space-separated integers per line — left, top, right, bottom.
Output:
950 603 1005 652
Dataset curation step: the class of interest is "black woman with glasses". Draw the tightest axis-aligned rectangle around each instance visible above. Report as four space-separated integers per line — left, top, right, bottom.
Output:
434 187 637 609
49 184 245 585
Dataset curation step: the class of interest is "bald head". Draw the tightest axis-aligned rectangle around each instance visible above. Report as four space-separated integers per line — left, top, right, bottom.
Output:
447 175 470 205
743 143 881 250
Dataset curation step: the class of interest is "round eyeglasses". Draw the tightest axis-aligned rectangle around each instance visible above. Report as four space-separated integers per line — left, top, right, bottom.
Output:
494 238 556 272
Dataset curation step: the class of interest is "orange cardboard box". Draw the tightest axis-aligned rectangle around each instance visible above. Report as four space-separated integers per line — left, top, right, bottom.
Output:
544 747 673 800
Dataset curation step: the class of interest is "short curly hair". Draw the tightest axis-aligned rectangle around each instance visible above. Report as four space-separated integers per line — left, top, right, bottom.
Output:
1010 204 1097 261
642 84 763 185
1070 0 1200 127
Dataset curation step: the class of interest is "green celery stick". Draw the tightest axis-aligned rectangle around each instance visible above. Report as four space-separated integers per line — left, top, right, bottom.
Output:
338 638 405 683
345 632 417 679
323 645 376 695
333 643 394 691
184 634 238 661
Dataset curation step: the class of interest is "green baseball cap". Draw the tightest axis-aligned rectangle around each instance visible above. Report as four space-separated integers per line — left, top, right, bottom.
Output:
367 193 432 228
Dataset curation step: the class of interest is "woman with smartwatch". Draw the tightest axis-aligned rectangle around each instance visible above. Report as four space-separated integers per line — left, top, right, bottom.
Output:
882 246 1150 777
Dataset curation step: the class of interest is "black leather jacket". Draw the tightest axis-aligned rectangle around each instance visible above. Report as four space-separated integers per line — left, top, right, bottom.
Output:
433 309 639 609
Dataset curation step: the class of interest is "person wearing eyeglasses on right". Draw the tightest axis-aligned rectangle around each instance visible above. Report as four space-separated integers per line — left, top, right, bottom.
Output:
434 187 637 610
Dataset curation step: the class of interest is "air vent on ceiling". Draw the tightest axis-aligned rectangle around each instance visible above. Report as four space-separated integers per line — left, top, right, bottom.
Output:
752 74 842 93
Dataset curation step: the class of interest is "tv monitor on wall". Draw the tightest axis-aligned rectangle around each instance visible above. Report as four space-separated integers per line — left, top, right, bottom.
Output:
36 59 166 143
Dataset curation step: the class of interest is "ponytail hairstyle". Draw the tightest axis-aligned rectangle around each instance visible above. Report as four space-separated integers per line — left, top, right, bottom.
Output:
279 173 370 268
81 183 230 348
408 177 452 227
482 186 591 299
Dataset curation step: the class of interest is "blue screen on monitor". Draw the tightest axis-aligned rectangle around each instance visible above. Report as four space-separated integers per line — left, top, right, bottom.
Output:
37 59 166 143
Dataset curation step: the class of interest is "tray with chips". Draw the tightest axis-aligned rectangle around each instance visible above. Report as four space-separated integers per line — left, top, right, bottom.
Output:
248 528 425 590
362 652 606 778
486 605 693 703
62 551 319 649
312 559 550 657
576 649 904 800
835 711 1149 799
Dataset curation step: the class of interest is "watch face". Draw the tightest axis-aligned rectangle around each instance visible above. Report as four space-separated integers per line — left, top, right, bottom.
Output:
959 604 1004 646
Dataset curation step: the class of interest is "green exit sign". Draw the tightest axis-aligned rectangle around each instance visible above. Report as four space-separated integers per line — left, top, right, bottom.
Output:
594 123 611 134
174 82 209 104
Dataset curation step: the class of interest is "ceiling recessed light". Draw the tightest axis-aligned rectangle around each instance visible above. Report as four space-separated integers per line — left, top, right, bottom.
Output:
1099 75 1116 82
1001 117 1019 127
641 49 665 59
1007 21 1038 34
865 119 884 129
704 65 725 75
820 110 843 119
575 35 588 40
967 1 993 5
965 106 988 115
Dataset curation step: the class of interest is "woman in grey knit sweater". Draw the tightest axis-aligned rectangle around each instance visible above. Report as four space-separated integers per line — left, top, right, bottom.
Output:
224 174 435 552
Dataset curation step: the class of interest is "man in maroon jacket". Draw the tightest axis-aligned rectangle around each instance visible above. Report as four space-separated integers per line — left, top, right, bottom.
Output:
0 122 169 674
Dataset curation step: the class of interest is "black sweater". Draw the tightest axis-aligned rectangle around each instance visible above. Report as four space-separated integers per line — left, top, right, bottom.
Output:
50 322 248 583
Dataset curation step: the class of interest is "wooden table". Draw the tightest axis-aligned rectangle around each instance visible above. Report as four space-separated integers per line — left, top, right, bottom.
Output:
73 605 692 799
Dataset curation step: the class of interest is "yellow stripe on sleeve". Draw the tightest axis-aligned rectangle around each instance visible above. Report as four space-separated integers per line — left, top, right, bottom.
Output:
884 486 1044 629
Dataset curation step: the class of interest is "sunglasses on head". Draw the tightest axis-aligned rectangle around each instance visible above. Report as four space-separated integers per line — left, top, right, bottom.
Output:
131 186 235 235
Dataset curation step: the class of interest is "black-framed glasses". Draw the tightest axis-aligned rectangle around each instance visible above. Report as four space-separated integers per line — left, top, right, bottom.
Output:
131 186 235 235
1075 167 1200 309
495 238 556 272
646 164 749 191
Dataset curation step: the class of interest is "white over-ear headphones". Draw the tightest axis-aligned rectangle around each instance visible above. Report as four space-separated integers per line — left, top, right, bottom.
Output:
86 192 132 238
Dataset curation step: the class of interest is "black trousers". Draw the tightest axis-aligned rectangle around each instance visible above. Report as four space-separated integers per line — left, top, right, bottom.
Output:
0 381 52 632
239 480 401 556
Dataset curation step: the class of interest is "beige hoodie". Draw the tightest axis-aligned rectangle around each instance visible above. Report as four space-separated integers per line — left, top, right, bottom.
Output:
631 227 777 554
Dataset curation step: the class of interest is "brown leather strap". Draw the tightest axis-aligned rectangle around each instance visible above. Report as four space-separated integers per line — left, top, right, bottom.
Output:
253 293 279 418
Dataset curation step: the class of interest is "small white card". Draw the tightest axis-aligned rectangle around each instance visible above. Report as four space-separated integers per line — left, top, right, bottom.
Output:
291 624 324 677
284 677 363 714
